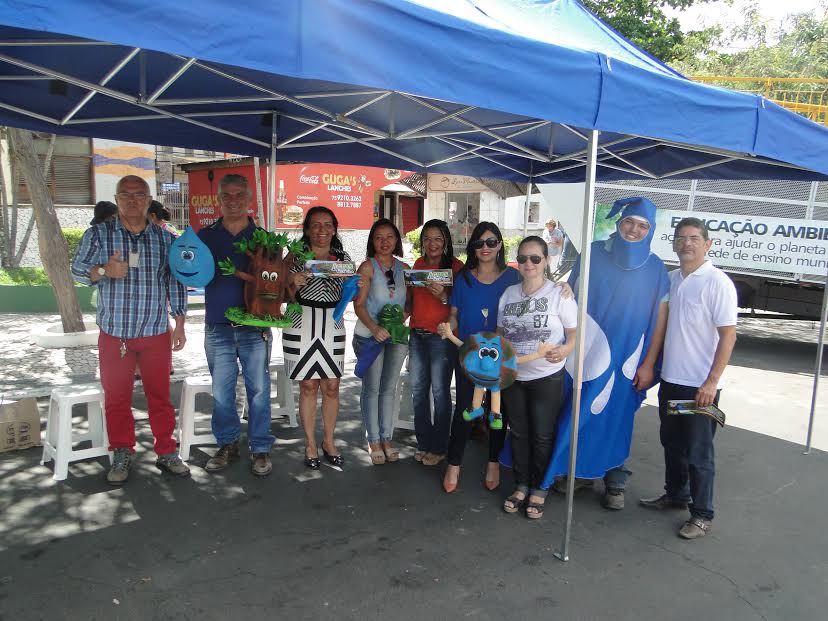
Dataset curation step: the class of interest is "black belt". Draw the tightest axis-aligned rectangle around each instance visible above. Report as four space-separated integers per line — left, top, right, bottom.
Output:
412 328 435 336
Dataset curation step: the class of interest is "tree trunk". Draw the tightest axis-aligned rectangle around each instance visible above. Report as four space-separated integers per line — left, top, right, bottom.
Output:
10 128 84 333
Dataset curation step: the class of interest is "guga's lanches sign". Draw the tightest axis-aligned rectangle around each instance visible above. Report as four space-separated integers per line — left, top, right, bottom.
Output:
187 163 409 232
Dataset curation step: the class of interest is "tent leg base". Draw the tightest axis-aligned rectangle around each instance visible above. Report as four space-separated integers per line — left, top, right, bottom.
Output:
553 550 569 562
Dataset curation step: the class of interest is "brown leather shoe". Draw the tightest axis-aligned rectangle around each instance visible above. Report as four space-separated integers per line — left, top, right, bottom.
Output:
639 493 689 510
251 452 272 477
678 517 712 539
205 442 240 472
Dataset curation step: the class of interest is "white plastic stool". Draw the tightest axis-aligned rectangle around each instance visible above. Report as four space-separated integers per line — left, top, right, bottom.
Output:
177 376 214 461
241 362 298 428
41 384 110 481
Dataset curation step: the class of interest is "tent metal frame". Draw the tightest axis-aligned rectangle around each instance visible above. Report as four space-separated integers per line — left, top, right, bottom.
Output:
0 35 824 563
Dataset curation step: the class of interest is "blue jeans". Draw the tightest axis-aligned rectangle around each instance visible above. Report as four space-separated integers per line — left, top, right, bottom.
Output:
353 334 408 444
204 323 275 454
658 381 719 521
409 330 456 455
604 465 632 491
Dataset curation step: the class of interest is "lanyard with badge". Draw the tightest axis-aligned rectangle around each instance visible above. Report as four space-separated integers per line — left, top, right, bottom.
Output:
118 230 142 358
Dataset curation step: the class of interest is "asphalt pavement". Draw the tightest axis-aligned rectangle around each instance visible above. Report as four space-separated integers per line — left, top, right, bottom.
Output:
1 312 827 620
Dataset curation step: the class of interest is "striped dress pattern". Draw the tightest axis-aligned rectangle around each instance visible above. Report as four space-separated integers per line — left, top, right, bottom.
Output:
282 247 349 380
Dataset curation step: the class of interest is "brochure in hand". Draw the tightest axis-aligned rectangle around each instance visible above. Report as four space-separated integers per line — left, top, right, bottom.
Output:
305 260 356 278
403 269 453 287
666 400 726 427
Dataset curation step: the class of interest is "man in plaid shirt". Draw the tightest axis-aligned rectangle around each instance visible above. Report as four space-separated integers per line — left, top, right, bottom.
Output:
72 175 189 485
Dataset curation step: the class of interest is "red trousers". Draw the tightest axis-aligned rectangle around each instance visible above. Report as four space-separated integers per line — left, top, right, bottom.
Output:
99 330 176 455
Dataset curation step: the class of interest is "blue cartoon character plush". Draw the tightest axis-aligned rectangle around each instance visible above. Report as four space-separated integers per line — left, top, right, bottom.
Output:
169 227 215 287
436 327 551 430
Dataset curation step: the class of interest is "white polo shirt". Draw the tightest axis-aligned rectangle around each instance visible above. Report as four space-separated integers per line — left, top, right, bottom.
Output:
662 261 738 389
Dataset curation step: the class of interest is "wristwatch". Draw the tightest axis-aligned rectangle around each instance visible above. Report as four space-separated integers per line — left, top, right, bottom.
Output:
96 265 106 277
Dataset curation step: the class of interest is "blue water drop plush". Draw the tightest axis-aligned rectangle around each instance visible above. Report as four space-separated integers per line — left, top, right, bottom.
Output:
169 227 215 287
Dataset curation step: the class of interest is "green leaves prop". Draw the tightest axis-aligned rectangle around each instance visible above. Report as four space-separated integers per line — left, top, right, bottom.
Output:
218 258 236 276
231 230 310 261
224 306 294 328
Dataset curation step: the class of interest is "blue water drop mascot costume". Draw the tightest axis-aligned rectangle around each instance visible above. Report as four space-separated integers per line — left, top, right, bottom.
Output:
541 197 669 505
168 227 215 288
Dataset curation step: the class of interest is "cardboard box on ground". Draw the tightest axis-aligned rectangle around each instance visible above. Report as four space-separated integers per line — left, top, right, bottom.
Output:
0 398 41 452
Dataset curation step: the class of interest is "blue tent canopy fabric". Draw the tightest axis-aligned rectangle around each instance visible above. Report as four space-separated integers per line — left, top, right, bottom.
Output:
0 0 825 181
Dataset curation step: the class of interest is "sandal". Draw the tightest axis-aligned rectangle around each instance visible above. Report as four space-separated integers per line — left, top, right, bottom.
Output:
503 492 526 514
422 452 445 466
414 450 426 463
382 444 400 463
526 495 546 520
368 445 386 465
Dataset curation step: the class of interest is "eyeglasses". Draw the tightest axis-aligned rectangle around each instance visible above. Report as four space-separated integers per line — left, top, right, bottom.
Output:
674 235 705 246
422 236 445 245
470 238 500 250
115 192 148 201
516 254 543 265
385 268 396 293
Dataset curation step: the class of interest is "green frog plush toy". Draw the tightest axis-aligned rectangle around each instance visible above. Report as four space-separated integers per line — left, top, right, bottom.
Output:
378 304 409 345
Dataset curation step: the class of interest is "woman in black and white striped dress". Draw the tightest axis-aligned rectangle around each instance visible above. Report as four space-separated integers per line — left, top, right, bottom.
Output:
286 206 358 469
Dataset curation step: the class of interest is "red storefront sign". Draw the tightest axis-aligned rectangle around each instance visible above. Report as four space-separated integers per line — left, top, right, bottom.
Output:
187 162 410 232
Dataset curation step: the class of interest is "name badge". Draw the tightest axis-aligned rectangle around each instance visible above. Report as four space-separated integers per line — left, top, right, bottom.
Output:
128 251 140 268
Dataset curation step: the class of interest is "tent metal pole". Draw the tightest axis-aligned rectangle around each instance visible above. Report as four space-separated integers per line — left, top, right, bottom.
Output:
523 164 533 238
803 260 828 454
554 129 599 562
252 156 264 227
268 114 278 231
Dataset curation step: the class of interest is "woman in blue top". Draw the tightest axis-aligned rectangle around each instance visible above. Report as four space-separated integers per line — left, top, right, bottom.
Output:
440 222 520 493
353 219 410 465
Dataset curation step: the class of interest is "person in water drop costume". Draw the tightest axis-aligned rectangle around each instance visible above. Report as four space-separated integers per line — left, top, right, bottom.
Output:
543 197 669 511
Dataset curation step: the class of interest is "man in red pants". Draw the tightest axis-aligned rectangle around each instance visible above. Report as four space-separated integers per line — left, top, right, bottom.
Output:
72 175 189 485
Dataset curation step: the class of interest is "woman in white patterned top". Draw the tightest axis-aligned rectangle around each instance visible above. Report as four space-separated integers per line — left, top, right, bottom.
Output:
286 206 358 470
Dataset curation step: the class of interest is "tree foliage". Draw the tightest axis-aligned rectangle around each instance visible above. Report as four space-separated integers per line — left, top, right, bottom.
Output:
582 0 720 63
674 2 828 78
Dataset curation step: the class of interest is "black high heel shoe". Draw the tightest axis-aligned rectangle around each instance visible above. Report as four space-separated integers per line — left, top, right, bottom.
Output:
321 445 344 467
304 450 321 469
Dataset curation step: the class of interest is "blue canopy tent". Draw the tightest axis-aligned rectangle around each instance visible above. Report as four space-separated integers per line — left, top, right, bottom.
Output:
0 0 826 560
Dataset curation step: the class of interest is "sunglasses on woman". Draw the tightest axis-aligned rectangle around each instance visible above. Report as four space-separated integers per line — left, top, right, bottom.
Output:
516 254 544 265
470 238 500 250
385 268 396 293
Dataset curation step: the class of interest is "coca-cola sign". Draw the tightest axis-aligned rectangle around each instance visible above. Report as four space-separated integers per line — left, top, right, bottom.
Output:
298 167 319 184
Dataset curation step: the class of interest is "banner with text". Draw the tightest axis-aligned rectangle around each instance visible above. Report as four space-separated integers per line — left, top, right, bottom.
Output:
188 163 411 232
595 204 828 274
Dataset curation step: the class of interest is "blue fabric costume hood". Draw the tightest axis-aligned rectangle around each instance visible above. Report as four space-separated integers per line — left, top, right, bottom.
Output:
607 196 656 270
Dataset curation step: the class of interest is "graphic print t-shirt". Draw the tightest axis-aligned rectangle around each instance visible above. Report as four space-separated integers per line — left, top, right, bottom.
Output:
497 280 578 381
